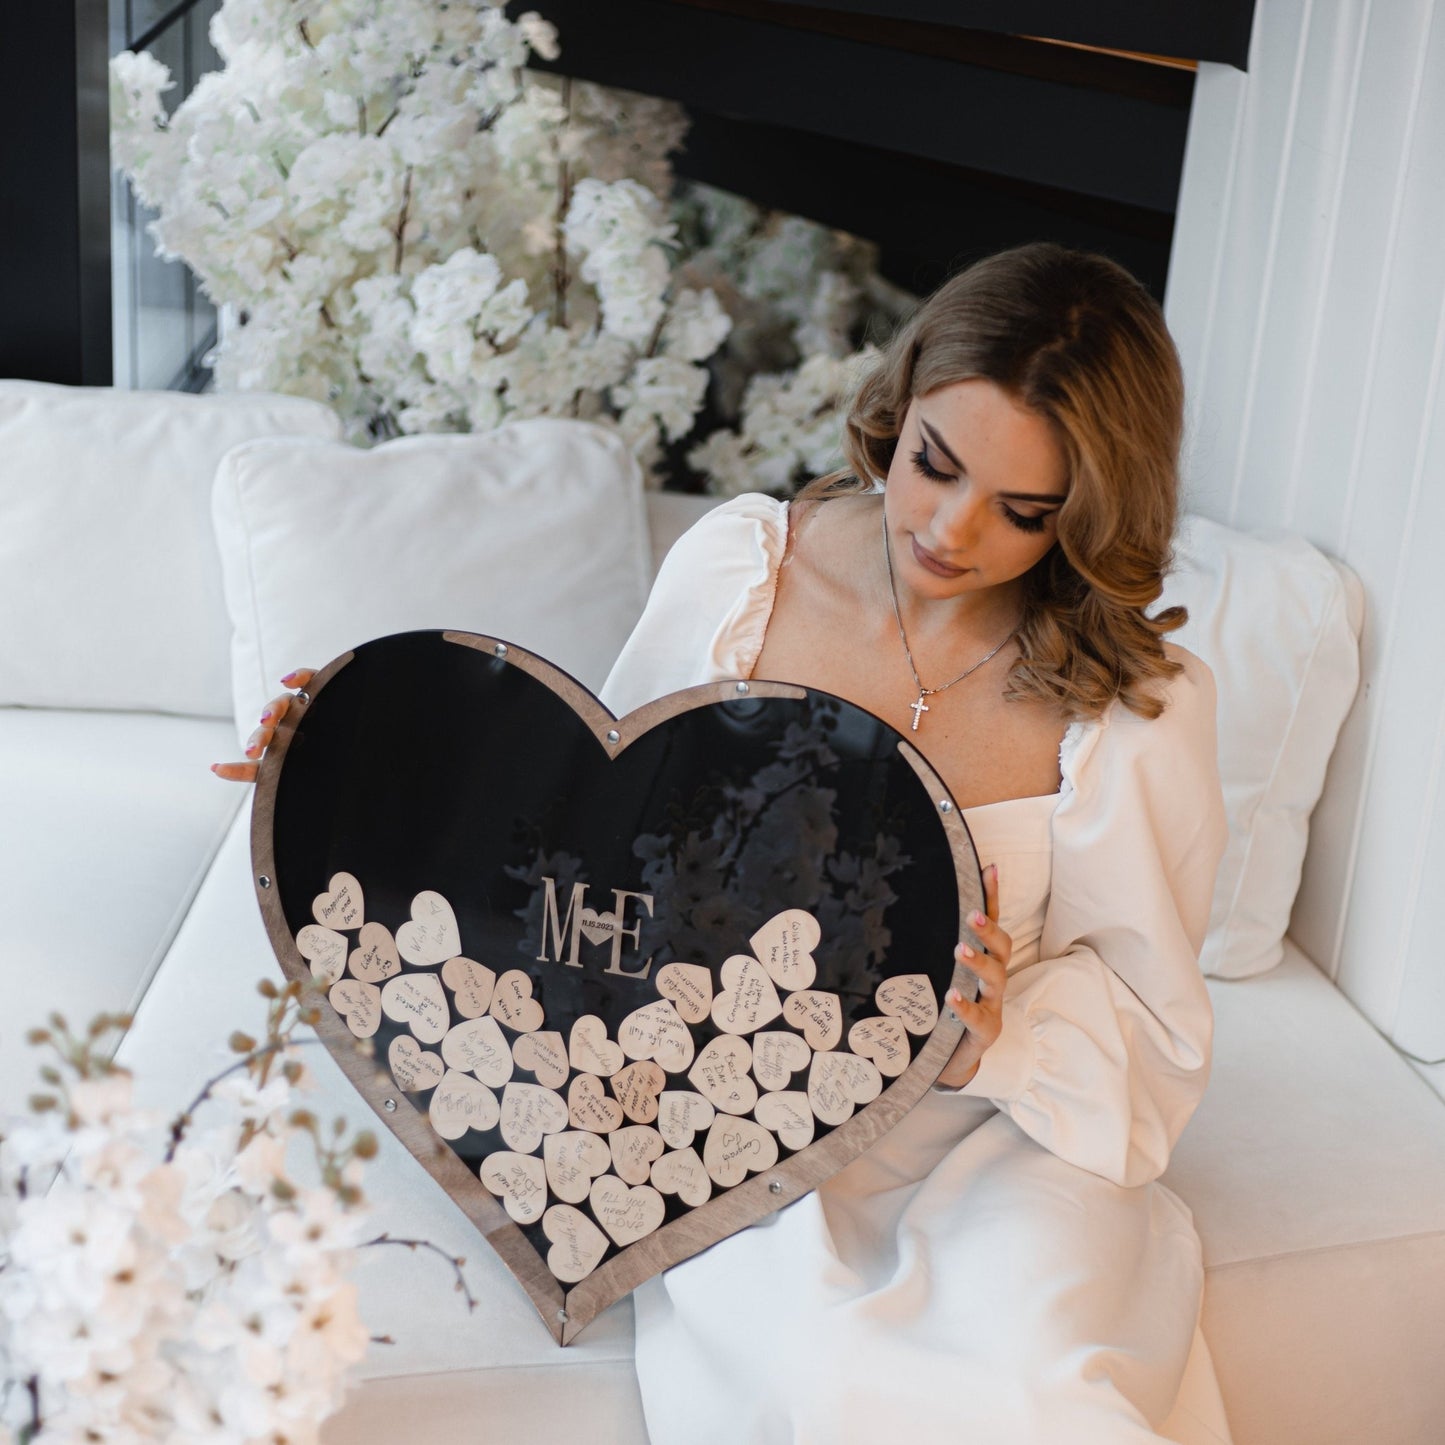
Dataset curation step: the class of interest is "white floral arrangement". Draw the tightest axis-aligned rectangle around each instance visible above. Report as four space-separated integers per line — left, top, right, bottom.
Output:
0 984 470 1444
110 0 915 493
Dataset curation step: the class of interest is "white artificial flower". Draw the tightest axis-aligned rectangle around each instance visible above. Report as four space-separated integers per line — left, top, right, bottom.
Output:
516 11 560 62
689 346 877 496
109 0 902 481
612 355 709 446
564 177 674 345
660 286 732 363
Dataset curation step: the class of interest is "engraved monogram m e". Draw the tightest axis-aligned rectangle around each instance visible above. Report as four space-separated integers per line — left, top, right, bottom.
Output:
536 877 656 979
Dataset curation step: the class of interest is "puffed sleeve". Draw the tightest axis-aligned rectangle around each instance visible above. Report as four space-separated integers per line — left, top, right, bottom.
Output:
955 646 1228 1188
600 492 789 717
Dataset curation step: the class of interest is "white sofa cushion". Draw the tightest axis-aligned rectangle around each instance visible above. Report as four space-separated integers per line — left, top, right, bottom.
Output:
0 381 341 718
1164 941 1445 1445
1161 515 1361 979
0 707 241 1110
211 420 651 750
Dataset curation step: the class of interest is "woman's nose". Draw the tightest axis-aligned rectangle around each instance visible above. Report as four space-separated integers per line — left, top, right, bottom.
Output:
931 491 985 552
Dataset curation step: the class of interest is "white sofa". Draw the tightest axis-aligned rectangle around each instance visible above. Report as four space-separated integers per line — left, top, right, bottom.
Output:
4 381 1445 1445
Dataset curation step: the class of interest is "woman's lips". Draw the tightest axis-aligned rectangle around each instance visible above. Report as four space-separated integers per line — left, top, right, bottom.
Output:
911 536 970 577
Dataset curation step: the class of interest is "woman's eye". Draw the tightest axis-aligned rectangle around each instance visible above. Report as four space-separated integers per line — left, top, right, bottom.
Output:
909 446 951 482
1002 506 1048 534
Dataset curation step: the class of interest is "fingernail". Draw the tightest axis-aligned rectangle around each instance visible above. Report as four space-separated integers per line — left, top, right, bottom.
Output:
947 988 962 1005
260 711 274 724
971 910 987 928
959 943 975 959
987 864 999 879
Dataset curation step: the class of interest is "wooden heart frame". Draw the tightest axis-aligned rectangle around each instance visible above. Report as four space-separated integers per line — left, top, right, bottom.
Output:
251 631 984 1344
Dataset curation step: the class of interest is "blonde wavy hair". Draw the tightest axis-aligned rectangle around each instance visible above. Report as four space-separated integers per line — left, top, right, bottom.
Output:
802 242 1187 722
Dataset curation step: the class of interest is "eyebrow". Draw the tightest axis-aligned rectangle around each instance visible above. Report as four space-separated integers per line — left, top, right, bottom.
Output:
919 418 1067 505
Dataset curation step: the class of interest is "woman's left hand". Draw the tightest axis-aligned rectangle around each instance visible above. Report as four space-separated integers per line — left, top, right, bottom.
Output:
935 863 1012 1089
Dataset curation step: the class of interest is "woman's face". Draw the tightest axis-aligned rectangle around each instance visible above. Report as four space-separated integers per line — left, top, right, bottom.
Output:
884 379 1069 600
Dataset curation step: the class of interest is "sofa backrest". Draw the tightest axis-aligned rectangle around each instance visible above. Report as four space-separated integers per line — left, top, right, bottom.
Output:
0 380 341 717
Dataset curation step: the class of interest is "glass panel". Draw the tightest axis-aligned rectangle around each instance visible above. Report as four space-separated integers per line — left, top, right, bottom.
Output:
265 631 982 1279
110 0 221 390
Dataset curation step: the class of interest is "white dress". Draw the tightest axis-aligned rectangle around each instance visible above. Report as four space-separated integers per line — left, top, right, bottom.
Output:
601 494 1232 1444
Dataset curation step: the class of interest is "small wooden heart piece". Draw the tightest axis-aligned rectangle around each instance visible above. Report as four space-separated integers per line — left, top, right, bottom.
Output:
781 990 843 1051
441 957 496 1018
655 962 713 1024
652 1148 711 1208
543 1131 612 1204
349 921 401 983
750 909 820 990
389 1035 445 1092
848 1016 910 1077
618 1000 694 1072
491 970 545 1033
480 1151 548 1224
876 973 939 1035
381 972 449 1045
688 1036 757 1115
313 871 364 930
570 1015 624 1076
710 955 783 1035
429 1071 500 1140
328 979 381 1038
396 890 461 966
297 925 348 986
543 1204 609 1283
589 1176 665 1246
441 1016 513 1087
514 1030 569 1088
702 1116 778 1188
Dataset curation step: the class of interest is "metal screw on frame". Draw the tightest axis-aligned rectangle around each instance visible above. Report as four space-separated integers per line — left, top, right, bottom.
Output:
295 689 310 705
494 643 508 658
768 1179 783 1195
939 800 954 814
735 681 750 695
383 1098 397 1113
258 875 271 889
606 729 620 744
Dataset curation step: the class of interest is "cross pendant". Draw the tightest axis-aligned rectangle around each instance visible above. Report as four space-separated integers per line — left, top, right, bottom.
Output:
909 694 930 731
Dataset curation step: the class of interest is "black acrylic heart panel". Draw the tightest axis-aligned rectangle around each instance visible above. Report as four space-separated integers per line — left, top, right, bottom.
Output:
253 630 983 1342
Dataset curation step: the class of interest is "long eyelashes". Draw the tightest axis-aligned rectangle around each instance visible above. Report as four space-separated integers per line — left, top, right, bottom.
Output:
907 447 1050 534
909 446 951 484
1002 509 1047 534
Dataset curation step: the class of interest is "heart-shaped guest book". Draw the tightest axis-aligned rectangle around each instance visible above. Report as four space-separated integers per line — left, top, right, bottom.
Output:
253 631 984 1343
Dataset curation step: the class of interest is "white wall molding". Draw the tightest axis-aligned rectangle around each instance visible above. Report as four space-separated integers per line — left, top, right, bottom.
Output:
1166 0 1445 1076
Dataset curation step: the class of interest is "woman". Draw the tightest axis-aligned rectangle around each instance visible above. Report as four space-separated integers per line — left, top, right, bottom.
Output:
218 243 1228 1442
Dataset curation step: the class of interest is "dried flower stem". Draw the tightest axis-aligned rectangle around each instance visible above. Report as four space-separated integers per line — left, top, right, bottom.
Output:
552 76 573 328
394 167 414 273
362 1233 478 1311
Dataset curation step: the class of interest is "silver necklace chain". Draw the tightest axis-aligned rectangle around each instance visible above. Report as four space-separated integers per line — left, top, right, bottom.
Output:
881 506 1013 732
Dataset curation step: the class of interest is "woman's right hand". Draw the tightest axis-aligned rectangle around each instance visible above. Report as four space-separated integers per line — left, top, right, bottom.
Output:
211 668 315 783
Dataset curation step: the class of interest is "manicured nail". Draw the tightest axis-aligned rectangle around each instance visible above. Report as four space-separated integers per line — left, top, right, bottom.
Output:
959 943 975 959
947 988 963 1005
971 910 987 928
260 710 274 724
